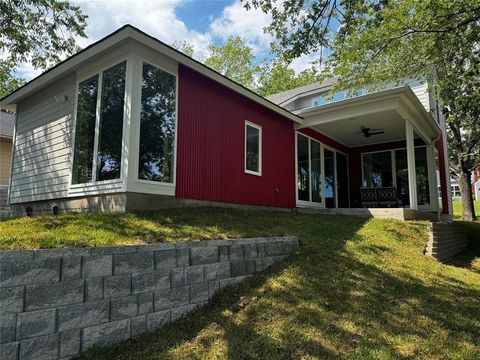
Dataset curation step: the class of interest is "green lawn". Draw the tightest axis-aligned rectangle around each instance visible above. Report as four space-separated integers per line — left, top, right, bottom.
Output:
453 200 480 219
32 208 474 360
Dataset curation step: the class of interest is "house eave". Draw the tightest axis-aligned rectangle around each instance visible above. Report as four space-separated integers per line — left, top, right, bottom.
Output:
0 25 303 125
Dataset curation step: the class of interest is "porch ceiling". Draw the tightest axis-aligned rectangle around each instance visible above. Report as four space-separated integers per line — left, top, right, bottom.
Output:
295 86 441 147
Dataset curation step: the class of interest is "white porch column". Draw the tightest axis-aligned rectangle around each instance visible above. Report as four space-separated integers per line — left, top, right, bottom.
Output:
405 120 418 210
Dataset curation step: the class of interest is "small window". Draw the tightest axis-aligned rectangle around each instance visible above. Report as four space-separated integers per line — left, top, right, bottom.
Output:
245 121 261 175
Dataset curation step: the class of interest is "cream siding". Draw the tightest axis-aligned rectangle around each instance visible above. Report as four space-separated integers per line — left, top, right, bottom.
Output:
0 139 12 186
9 75 76 204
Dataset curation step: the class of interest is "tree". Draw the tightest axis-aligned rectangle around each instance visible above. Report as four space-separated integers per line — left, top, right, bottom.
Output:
171 40 195 58
245 0 480 220
204 36 259 90
0 0 87 98
256 60 321 96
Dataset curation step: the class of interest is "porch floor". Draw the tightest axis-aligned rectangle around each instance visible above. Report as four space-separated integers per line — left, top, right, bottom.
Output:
296 207 447 221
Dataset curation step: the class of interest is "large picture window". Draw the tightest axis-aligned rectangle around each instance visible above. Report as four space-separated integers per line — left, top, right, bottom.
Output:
245 122 261 175
71 61 127 185
71 75 98 184
362 151 393 187
138 63 176 183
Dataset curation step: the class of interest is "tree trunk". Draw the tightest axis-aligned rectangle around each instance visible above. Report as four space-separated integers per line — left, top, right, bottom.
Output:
457 168 477 221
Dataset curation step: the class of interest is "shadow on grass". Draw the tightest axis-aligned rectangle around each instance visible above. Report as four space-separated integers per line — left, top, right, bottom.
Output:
79 215 480 360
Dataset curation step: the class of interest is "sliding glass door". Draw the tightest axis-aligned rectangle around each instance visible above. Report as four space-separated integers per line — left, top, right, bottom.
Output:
296 133 348 208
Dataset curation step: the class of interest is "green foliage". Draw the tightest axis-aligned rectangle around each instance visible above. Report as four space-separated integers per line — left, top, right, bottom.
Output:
204 36 259 89
170 40 195 58
256 60 321 97
0 0 87 98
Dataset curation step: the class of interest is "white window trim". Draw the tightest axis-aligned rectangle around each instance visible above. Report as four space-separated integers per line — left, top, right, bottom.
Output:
132 58 178 188
69 56 129 194
244 121 262 176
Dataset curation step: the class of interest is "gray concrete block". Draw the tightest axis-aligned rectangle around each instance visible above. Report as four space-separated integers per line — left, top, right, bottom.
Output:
82 319 130 350
111 295 138 321
33 248 90 259
190 247 218 265
265 242 284 256
104 275 131 299
154 287 189 311
0 258 59 287
176 248 189 267
218 246 229 262
138 243 175 252
185 265 204 284
0 287 23 315
219 276 248 289
243 244 257 259
190 283 209 303
132 270 170 294
262 256 275 269
19 333 58 360
230 260 249 277
147 310 170 331
171 267 185 288
256 243 266 257
114 252 154 275
0 314 16 344
154 250 176 269
138 292 153 315
254 258 263 272
25 280 84 311
59 329 80 358
130 315 147 337
229 245 243 260
57 300 109 331
0 341 18 360
85 277 103 301
274 255 287 263
90 246 137 255
204 262 230 281
82 255 112 278
16 308 55 340
171 303 202 322
208 280 219 298
61 257 81 280
0 250 33 262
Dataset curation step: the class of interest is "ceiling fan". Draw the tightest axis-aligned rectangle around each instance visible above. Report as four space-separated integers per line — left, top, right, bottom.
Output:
355 126 385 138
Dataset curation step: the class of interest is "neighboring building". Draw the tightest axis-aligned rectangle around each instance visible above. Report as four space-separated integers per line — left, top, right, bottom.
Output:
472 167 480 200
0 25 452 218
0 109 14 215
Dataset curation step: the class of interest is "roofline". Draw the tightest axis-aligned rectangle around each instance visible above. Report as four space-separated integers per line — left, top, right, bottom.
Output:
276 82 333 107
0 25 303 124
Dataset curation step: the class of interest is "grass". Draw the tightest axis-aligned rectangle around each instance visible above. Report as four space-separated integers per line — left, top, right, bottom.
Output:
38 208 475 360
452 200 480 219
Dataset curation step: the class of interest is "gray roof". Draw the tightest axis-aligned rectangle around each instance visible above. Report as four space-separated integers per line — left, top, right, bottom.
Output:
0 110 15 138
266 78 334 105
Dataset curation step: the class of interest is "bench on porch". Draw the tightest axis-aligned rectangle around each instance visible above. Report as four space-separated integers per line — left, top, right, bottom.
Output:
360 187 399 208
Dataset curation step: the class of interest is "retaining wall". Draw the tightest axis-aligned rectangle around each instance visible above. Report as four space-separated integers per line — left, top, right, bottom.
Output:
425 222 468 262
0 236 298 360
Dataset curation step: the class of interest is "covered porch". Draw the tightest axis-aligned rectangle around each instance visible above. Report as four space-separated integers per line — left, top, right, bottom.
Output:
294 86 445 220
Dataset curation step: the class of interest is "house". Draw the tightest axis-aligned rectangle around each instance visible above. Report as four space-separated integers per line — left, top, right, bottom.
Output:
0 25 452 220
472 167 480 200
0 109 14 216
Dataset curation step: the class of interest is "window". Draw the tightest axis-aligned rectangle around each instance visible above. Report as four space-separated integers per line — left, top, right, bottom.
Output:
297 133 323 204
71 75 98 184
71 61 127 185
362 151 393 187
245 122 261 175
138 63 176 183
96 61 127 181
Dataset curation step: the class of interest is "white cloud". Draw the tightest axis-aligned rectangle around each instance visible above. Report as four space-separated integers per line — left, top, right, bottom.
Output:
12 0 318 81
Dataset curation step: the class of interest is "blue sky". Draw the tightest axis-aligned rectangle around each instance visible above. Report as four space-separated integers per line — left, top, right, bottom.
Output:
17 0 320 81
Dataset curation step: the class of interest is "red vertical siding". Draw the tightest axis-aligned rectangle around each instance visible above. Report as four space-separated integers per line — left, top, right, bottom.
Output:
176 65 296 208
434 135 449 214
